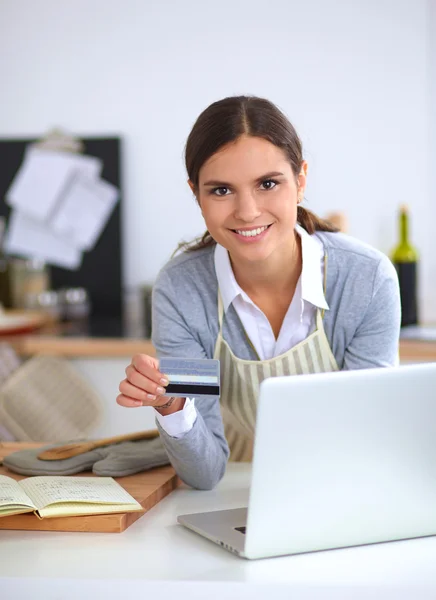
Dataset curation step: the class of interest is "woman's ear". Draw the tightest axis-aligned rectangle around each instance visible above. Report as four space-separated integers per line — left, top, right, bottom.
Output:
297 161 308 199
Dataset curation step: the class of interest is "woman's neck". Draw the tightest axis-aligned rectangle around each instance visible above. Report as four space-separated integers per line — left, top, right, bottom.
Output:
230 233 302 299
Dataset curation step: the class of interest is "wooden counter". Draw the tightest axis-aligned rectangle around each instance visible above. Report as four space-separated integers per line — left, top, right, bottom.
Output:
6 335 156 357
3 334 436 362
399 340 436 362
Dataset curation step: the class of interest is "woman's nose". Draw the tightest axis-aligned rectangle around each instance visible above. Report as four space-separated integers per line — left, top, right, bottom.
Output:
234 192 261 222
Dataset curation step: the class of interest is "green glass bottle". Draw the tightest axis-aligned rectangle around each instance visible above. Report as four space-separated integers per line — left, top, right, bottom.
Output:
0 217 13 309
390 205 419 326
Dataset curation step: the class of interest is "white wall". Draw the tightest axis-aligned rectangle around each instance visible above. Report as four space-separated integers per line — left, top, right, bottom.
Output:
71 358 157 436
0 0 434 320
429 0 436 321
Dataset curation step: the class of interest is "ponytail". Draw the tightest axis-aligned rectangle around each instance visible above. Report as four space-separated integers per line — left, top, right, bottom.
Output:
296 206 339 235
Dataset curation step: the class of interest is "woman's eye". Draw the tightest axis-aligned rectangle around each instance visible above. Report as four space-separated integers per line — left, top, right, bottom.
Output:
212 187 230 197
260 179 277 190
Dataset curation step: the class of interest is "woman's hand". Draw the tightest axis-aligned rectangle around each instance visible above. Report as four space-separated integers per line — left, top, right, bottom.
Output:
116 354 185 415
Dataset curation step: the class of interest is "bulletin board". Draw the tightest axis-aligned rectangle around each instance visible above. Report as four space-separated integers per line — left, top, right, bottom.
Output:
0 137 123 325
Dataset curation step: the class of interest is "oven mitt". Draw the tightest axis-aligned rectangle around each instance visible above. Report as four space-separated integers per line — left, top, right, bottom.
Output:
0 343 22 441
92 437 170 477
3 436 170 477
0 355 102 442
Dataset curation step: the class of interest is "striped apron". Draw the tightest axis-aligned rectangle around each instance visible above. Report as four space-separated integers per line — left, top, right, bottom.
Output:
213 290 339 462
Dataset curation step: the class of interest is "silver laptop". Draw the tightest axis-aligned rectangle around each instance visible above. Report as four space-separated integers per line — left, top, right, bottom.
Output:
178 362 436 559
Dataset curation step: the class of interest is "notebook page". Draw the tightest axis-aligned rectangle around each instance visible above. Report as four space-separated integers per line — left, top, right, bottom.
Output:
0 475 36 509
20 476 139 510
38 501 143 519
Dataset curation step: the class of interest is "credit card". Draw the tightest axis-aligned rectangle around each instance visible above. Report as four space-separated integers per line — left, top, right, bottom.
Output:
159 357 220 397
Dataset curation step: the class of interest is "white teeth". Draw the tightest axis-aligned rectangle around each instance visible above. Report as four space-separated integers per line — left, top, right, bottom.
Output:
235 226 268 237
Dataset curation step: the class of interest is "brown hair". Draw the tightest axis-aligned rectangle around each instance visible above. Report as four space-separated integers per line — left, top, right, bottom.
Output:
178 95 338 253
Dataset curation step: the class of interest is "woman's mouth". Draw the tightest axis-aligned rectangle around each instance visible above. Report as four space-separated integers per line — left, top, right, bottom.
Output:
230 224 273 242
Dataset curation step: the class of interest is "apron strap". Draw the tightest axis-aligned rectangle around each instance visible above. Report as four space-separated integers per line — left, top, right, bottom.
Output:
316 307 324 329
217 291 224 330
321 251 328 320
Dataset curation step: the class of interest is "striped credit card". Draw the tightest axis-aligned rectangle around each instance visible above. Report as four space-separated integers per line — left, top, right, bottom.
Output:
159 357 220 397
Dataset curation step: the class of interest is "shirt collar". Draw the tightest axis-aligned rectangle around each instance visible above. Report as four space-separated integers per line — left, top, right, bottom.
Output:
295 223 329 311
214 243 247 313
214 224 329 314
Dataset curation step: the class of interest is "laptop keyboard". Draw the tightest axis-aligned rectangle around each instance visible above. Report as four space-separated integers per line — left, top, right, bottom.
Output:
234 526 246 534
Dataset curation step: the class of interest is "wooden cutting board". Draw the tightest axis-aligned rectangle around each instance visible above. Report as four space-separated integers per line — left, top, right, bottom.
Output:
0 442 179 533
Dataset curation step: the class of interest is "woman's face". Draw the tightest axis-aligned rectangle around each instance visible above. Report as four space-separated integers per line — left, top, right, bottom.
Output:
194 135 307 265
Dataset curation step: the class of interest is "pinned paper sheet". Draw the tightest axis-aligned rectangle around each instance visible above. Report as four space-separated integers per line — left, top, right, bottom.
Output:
50 174 119 250
4 211 82 270
6 146 102 222
3 143 119 270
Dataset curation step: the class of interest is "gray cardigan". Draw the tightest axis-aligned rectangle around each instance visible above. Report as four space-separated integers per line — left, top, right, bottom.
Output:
151 231 401 490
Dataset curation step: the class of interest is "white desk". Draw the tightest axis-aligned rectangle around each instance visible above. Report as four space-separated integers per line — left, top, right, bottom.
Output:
1 464 436 600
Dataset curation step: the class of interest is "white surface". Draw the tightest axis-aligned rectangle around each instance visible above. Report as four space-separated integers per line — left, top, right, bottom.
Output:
5 581 436 600
3 581 436 600
1 464 436 597
0 0 434 320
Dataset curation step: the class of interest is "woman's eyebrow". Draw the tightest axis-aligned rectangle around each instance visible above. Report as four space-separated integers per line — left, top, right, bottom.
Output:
203 179 231 187
254 171 285 183
203 171 285 187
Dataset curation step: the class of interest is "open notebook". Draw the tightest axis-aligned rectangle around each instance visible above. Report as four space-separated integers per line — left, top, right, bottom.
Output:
0 474 143 519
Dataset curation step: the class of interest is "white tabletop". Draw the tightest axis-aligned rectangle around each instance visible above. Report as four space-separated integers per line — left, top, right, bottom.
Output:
1 463 436 599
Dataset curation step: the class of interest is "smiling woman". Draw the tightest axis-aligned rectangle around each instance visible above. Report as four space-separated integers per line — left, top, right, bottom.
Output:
182 96 338 251
117 96 401 489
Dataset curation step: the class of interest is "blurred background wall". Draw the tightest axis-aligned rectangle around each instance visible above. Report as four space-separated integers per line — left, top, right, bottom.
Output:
0 0 434 320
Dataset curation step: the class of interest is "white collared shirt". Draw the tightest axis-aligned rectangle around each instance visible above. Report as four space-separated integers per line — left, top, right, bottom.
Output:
155 224 328 436
216 224 328 359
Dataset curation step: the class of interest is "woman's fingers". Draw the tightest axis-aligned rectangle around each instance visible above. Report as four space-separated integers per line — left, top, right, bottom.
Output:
116 392 166 408
131 354 168 386
117 354 170 408
116 393 144 408
124 365 167 397
118 379 155 402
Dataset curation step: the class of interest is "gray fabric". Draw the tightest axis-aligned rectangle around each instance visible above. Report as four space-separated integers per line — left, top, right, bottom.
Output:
152 231 401 490
3 437 170 477
92 438 170 476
